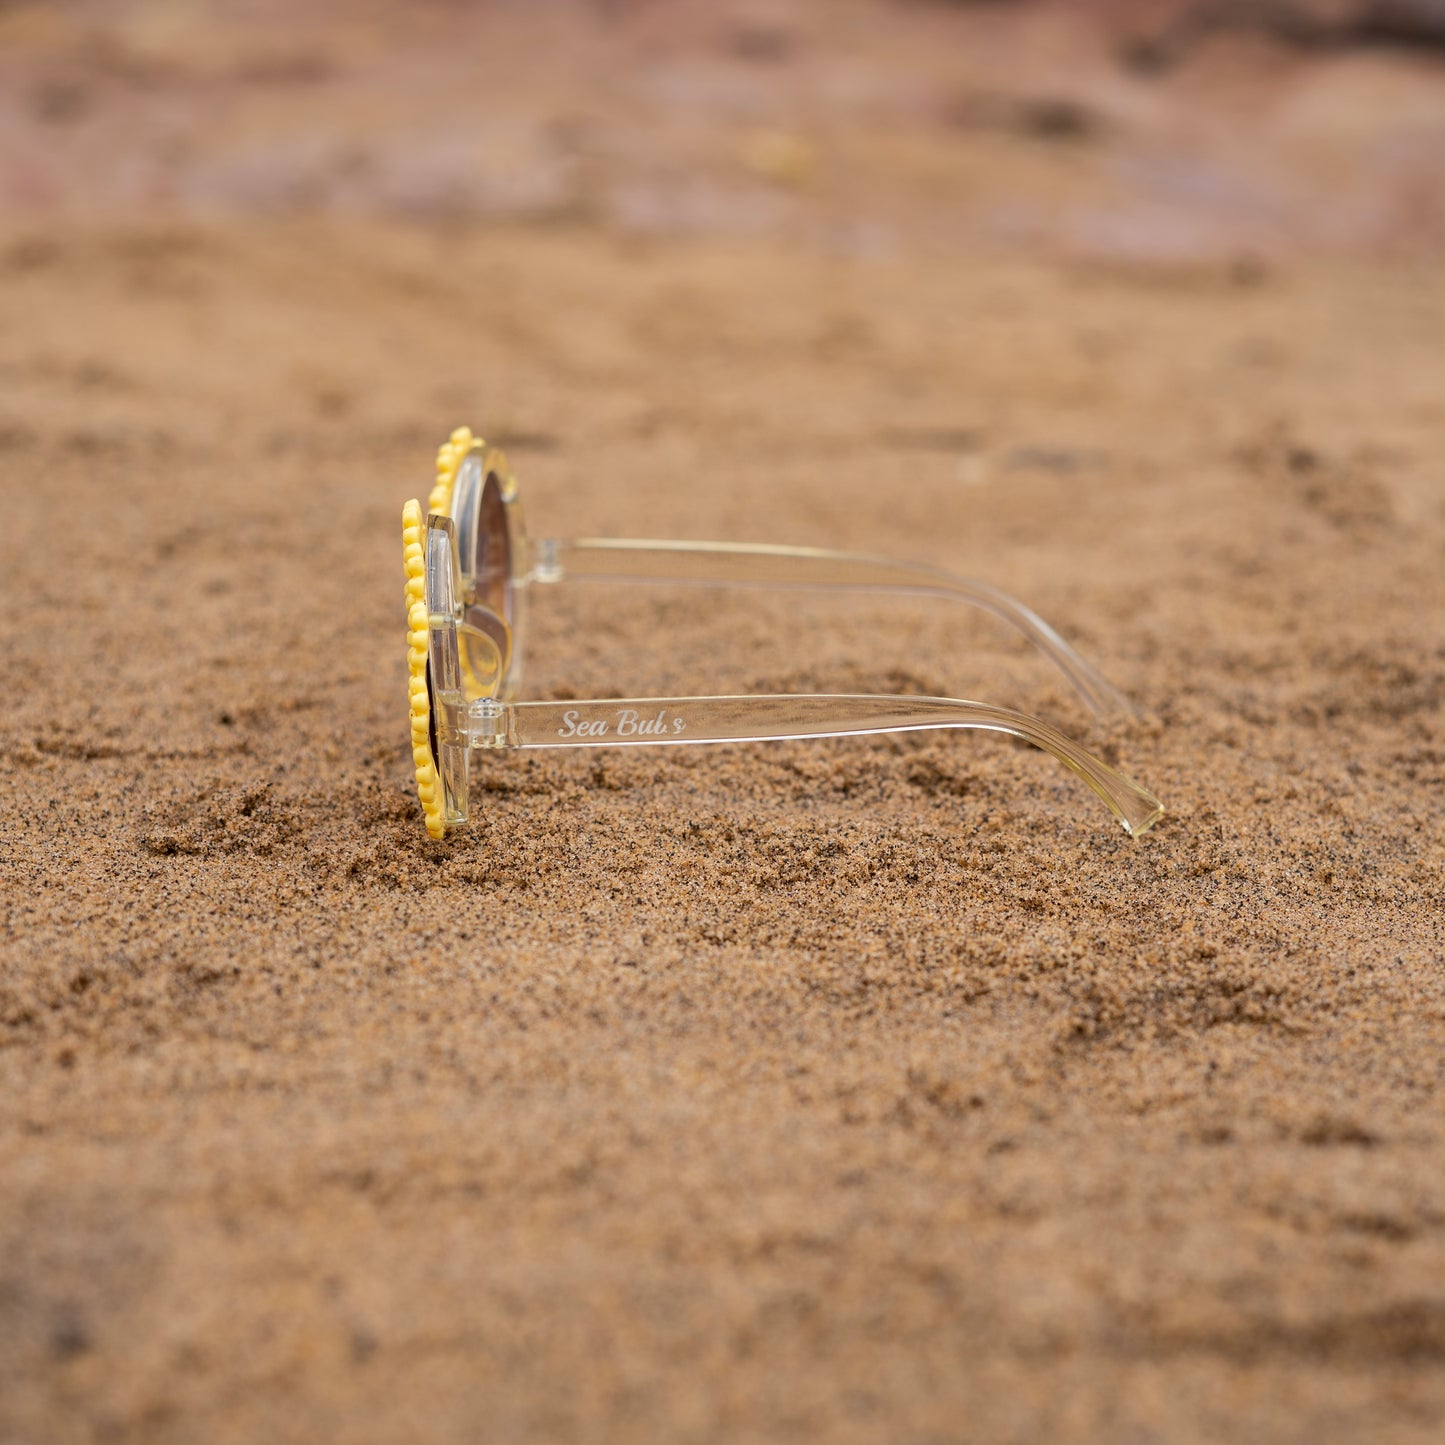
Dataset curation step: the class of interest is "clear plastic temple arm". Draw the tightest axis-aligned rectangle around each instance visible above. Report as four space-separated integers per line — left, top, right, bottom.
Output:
530 539 1134 718
464 694 1164 836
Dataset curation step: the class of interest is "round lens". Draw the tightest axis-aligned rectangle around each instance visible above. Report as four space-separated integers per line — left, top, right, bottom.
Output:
478 468 512 625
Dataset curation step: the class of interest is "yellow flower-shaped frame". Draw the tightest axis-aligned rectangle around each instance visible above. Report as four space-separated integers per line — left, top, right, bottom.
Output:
403 425 473 837
403 426 525 837
400 498 445 838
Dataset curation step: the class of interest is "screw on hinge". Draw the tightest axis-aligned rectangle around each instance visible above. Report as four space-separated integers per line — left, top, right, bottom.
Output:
531 538 562 584
468 697 507 745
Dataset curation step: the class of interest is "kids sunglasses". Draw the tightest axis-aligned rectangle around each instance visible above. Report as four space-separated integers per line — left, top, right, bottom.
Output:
401 428 1164 840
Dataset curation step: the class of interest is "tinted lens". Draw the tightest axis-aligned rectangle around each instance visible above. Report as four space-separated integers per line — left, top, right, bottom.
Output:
425 654 440 768
451 452 483 594
479 469 511 624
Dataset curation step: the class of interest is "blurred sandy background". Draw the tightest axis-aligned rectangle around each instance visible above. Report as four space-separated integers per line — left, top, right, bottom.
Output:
2 2 1444 1441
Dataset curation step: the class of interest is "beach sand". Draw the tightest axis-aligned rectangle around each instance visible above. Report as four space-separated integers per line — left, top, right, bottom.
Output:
2 3 1444 1440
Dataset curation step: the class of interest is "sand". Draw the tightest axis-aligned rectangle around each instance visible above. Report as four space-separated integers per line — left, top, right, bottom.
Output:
2 3 1444 1442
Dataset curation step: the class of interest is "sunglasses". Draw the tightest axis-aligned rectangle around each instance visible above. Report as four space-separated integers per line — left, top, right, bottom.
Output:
402 427 1164 840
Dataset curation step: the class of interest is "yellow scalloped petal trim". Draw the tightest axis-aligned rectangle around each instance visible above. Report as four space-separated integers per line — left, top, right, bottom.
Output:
428 424 476 518
402 499 446 839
